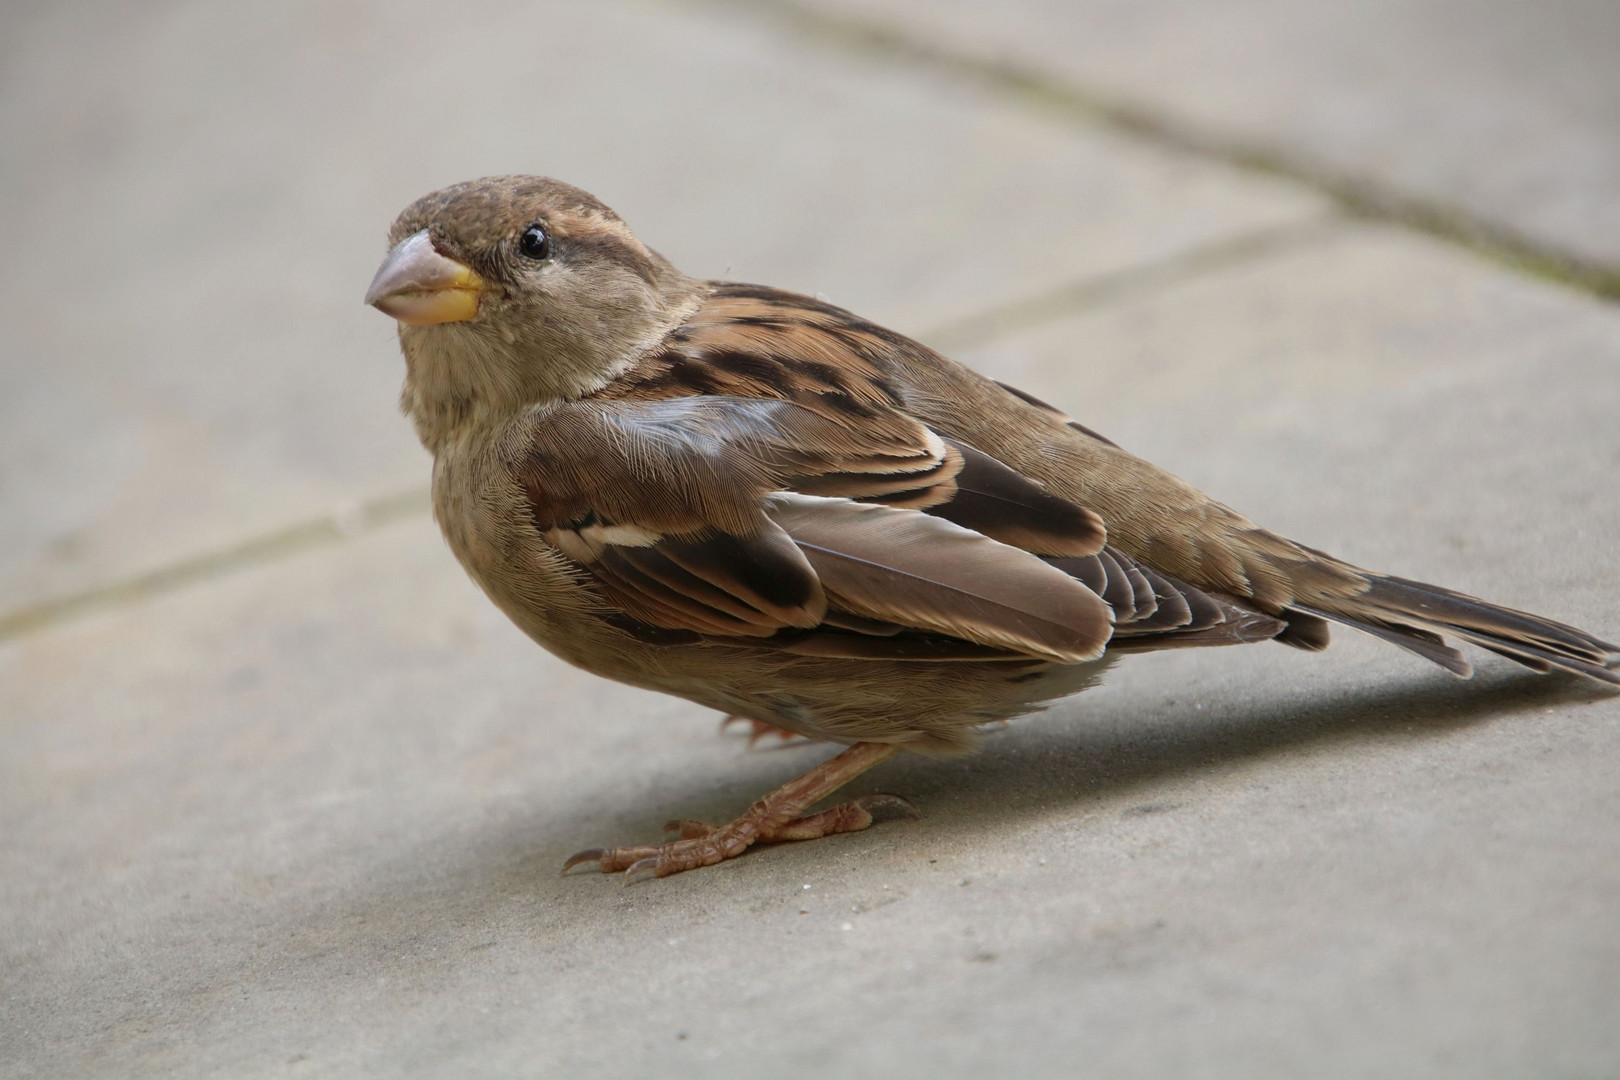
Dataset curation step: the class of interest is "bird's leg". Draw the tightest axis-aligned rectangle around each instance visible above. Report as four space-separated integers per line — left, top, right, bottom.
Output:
663 793 918 842
718 713 806 748
563 742 911 882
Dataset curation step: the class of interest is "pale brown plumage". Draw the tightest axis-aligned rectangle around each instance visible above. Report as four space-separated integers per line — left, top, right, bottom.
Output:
367 175 1619 881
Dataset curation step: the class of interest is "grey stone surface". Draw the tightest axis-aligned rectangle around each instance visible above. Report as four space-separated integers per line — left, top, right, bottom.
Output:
801 0 1620 269
5 0 1620 1076
5 221 1618 1078
0 0 1321 617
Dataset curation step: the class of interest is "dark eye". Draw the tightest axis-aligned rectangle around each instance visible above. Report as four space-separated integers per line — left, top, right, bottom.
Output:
518 223 552 260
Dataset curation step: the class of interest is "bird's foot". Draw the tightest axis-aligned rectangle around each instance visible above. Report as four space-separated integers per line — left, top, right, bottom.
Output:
719 714 806 748
562 742 910 882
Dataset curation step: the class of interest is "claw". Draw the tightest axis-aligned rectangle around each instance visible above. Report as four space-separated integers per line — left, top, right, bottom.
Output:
562 848 605 874
857 793 921 821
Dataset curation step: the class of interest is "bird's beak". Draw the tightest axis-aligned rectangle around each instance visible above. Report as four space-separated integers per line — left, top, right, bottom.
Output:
364 229 486 325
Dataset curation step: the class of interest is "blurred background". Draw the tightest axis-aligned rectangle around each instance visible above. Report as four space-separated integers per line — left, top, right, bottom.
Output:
4 1 1618 1077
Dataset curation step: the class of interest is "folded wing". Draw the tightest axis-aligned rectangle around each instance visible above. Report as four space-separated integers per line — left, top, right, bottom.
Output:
513 395 1215 663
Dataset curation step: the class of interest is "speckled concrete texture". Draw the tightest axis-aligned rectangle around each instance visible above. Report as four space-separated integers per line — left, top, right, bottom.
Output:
3 2 1617 1077
802 0 1620 270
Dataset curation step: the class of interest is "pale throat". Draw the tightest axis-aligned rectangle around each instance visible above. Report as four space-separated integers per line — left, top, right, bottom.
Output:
397 293 704 454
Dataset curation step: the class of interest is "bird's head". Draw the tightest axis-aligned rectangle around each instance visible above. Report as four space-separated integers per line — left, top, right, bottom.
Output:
366 175 700 448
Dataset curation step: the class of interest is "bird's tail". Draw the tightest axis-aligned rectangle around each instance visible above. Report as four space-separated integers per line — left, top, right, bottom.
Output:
1285 572 1620 685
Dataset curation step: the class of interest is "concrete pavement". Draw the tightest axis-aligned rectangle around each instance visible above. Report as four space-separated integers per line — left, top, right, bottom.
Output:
3 1 1617 1076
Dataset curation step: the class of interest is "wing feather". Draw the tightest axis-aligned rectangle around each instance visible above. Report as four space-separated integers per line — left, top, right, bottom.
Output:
767 493 1112 663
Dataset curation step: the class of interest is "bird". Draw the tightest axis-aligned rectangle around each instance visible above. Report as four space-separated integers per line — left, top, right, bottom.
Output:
365 175 1619 882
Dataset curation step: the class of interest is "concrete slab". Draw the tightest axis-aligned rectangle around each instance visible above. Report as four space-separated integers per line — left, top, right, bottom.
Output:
0 0 1322 617
796 0 1620 271
4 224 1617 1078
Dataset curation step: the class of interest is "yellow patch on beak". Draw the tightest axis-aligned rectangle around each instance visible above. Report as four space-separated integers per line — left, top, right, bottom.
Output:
365 229 486 325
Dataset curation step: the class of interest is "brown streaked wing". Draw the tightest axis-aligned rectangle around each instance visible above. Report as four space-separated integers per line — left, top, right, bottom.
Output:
921 442 1106 557
1045 548 1285 652
605 287 1118 557
603 284 911 419
583 525 825 638
1114 564 1192 633
520 395 951 538
603 538 823 630
519 395 955 639
766 492 1113 664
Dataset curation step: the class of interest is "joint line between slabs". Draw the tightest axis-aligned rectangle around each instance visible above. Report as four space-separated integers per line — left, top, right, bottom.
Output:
923 212 1343 352
0 489 429 642
698 0 1620 304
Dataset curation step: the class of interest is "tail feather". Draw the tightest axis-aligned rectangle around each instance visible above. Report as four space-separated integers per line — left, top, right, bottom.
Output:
1472 638 1555 674
1296 605 1472 676
1370 576 1615 658
1300 573 1619 685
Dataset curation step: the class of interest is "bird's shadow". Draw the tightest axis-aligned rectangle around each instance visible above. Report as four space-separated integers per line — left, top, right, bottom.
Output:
578 666 1612 865
874 668 1608 829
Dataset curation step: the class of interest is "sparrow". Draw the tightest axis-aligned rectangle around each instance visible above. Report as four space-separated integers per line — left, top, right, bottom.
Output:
365 175 1619 882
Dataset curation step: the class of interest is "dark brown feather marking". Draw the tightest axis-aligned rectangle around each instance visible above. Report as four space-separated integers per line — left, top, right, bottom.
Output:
1093 550 1138 620
614 546 798 626
658 531 823 616
1275 609 1332 651
1126 566 1193 632
771 630 1032 662
1124 561 1158 621
923 442 1106 557
705 348 798 386
592 552 770 636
